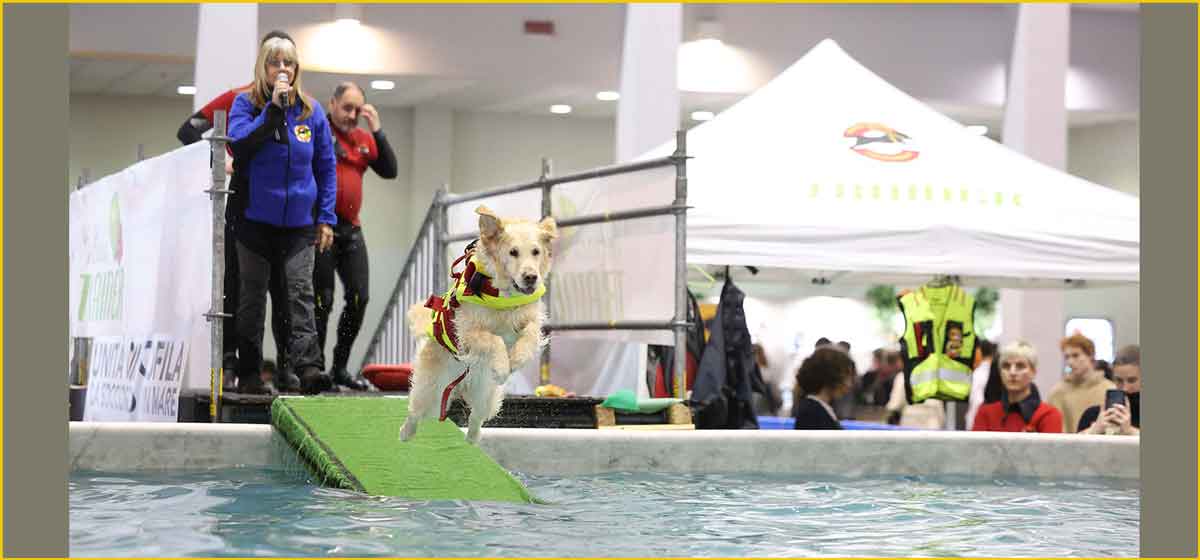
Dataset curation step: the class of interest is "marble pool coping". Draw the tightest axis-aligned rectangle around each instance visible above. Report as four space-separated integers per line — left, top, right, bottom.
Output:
69 422 1138 480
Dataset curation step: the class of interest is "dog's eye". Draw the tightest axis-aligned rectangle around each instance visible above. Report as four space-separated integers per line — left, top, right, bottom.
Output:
509 248 519 257
531 248 540 257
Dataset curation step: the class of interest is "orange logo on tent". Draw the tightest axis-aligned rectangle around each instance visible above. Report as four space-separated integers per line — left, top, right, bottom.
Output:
844 122 919 162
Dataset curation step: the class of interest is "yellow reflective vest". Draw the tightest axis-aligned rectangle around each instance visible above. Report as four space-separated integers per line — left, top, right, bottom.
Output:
897 285 976 403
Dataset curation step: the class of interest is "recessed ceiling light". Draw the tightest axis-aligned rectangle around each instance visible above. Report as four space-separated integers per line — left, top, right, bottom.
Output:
966 125 989 136
550 104 572 114
370 80 395 91
691 110 714 122
596 91 620 101
177 85 197 95
334 4 362 26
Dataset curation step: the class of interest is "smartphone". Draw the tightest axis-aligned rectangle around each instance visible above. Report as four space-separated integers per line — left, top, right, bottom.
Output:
1104 388 1126 410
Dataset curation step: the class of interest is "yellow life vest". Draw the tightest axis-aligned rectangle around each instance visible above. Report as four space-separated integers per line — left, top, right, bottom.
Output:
425 246 545 356
897 285 976 403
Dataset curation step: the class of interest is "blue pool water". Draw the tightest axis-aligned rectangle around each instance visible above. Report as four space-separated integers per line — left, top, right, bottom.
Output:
70 467 1138 557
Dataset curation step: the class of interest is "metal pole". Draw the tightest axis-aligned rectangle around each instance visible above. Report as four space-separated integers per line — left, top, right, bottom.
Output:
539 158 553 387
205 110 234 422
671 130 688 400
435 184 450 293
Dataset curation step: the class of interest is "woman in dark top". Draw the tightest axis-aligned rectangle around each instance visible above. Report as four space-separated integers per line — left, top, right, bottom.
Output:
794 347 857 430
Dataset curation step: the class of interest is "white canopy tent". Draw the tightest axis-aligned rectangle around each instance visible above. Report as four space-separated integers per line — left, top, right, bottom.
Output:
645 39 1139 288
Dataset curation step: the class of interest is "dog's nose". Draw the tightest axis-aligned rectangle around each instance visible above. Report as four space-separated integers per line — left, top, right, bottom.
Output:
522 273 538 286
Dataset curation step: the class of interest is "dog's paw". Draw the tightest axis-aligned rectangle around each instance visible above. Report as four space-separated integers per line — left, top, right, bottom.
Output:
465 427 482 445
398 420 417 442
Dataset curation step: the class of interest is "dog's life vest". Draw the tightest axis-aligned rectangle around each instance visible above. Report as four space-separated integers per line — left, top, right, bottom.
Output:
897 284 976 403
424 241 546 357
421 241 546 421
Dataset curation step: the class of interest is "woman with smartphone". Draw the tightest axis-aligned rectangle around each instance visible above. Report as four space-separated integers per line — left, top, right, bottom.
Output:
1078 344 1141 435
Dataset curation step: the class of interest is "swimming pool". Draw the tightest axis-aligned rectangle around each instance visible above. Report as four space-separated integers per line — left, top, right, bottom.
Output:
70 466 1138 557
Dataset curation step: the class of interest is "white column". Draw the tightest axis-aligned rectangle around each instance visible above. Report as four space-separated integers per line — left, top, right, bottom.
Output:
1000 3 1070 394
409 105 453 244
615 3 682 161
193 4 258 113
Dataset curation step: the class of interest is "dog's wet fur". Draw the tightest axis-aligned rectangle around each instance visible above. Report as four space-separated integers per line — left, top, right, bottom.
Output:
399 205 557 445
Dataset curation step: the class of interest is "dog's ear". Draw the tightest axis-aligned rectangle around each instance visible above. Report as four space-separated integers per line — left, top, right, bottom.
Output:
477 205 502 241
538 216 558 244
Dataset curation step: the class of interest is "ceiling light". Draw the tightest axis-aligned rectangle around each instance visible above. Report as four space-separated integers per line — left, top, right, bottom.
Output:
596 91 620 101
965 125 989 136
177 85 197 95
695 19 724 46
370 80 395 91
334 4 362 26
549 104 572 114
691 110 714 122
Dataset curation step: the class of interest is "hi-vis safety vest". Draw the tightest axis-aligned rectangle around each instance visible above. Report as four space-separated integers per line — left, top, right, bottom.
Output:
424 241 545 357
897 285 976 403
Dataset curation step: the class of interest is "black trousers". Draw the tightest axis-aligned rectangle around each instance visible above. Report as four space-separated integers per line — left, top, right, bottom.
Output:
314 221 370 373
235 225 323 383
222 219 289 369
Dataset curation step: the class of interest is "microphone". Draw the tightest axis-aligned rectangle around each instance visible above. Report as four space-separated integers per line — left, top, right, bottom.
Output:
276 71 290 107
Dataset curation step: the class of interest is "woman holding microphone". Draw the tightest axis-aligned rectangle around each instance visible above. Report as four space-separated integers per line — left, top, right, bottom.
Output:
228 37 337 394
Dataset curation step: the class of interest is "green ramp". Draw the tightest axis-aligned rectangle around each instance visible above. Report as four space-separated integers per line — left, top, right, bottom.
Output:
270 396 534 503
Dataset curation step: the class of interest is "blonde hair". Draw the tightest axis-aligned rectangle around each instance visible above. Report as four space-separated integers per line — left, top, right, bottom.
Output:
250 37 313 121
998 340 1038 370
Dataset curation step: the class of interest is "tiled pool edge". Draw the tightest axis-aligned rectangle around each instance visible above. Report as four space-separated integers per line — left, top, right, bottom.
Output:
69 422 1139 480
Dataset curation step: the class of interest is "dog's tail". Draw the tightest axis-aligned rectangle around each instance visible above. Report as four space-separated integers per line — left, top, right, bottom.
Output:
407 302 433 335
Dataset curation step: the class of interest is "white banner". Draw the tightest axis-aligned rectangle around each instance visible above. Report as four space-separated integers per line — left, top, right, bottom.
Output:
72 142 214 421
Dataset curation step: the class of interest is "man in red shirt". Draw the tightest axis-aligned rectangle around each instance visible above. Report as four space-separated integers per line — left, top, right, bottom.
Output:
972 340 1063 433
176 29 301 392
316 82 399 390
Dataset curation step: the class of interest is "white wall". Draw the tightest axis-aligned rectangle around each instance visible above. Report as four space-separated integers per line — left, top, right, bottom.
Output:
450 111 615 193
69 94 194 190
1069 120 1139 196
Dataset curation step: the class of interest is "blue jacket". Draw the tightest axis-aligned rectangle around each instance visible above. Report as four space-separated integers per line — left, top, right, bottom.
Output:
228 93 337 228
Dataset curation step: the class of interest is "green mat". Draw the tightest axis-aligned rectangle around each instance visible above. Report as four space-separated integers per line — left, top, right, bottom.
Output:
270 396 534 503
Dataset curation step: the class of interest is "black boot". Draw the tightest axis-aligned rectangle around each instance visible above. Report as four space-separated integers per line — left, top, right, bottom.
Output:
299 367 334 395
332 367 371 391
222 354 239 392
275 366 302 393
237 374 277 396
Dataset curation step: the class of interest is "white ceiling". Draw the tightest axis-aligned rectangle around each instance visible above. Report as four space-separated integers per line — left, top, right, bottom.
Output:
69 4 1140 128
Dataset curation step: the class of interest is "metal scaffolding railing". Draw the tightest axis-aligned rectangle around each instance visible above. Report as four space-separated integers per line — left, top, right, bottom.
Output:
360 130 691 398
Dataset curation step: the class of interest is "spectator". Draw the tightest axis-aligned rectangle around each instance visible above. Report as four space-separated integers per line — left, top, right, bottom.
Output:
859 350 901 407
313 81 399 391
228 36 337 394
1047 334 1115 433
830 340 856 419
972 340 1063 433
793 347 856 430
1079 344 1140 435
178 29 299 393
965 339 998 430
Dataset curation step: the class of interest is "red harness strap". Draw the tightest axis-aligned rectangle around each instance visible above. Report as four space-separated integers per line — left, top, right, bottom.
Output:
439 370 469 421
425 242 514 422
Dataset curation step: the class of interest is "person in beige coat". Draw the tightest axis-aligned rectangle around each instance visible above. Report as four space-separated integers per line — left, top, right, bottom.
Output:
1046 334 1115 433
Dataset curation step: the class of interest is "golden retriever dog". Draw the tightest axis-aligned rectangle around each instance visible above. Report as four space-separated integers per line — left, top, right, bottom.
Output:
399 205 557 445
